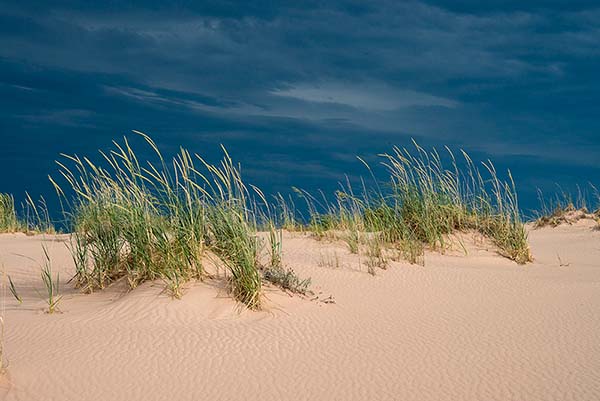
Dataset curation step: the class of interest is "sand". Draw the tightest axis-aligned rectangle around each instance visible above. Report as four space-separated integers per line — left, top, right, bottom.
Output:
0 220 599 401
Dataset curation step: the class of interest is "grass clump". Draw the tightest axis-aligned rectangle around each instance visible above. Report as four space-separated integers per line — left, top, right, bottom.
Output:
40 246 62 314
381 144 530 264
534 186 600 228
292 141 532 265
51 133 264 309
318 251 341 269
0 193 56 235
0 194 19 233
365 234 387 275
263 267 311 295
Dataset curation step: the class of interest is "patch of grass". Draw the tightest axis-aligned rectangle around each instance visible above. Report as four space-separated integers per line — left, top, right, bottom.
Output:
263 266 311 294
365 234 388 274
0 193 19 233
533 186 599 228
0 193 56 235
344 229 360 254
51 133 263 309
292 142 531 265
318 251 341 269
36 134 539 311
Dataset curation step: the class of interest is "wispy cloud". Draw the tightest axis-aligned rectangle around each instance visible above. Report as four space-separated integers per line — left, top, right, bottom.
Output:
271 82 458 110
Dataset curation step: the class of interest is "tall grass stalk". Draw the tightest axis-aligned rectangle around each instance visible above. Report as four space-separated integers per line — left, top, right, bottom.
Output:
8 276 22 304
40 245 62 314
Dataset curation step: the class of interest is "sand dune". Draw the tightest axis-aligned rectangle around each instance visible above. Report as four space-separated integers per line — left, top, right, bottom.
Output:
1 220 599 400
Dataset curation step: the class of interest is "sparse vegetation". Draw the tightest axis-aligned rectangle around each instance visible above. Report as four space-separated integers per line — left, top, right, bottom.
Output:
365 234 387 275
285 142 532 265
534 186 600 228
0 193 19 233
263 266 311 294
318 251 341 269
40 245 62 314
0 192 56 234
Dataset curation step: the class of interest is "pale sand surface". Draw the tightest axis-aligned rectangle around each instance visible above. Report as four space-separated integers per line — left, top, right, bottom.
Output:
1 221 599 400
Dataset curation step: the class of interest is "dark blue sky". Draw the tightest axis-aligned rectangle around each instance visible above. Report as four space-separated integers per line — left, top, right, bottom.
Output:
1 0 599 214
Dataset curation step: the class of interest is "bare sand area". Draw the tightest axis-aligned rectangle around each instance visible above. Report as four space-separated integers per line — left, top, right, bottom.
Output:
0 220 599 400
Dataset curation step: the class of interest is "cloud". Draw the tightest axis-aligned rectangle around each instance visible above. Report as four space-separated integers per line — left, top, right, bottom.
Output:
18 109 96 128
1 0 600 210
271 82 458 110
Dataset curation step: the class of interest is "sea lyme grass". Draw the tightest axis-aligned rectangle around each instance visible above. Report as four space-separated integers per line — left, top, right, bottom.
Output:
292 141 532 265
51 133 264 308
0 194 19 233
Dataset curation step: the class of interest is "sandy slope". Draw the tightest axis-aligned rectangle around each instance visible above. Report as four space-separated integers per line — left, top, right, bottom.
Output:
0 220 599 401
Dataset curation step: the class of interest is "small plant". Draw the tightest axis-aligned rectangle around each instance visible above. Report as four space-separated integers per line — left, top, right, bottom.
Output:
263 267 311 295
557 254 570 267
397 237 425 266
365 234 387 274
40 246 62 314
8 275 22 304
318 251 341 269
344 230 360 254
268 223 283 268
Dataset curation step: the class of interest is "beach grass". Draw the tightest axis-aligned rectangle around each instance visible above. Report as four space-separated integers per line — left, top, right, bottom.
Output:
51 133 263 308
0 192 56 234
40 133 534 309
533 185 600 228
0 194 20 233
286 142 532 265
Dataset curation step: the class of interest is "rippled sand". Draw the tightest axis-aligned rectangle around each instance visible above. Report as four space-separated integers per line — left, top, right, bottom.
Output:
1 220 599 401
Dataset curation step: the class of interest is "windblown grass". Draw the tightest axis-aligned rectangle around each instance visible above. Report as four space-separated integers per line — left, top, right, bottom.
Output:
0 193 56 234
263 266 311 294
40 245 62 314
533 185 600 228
0 194 19 233
51 133 263 308
283 141 531 265
42 133 532 310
